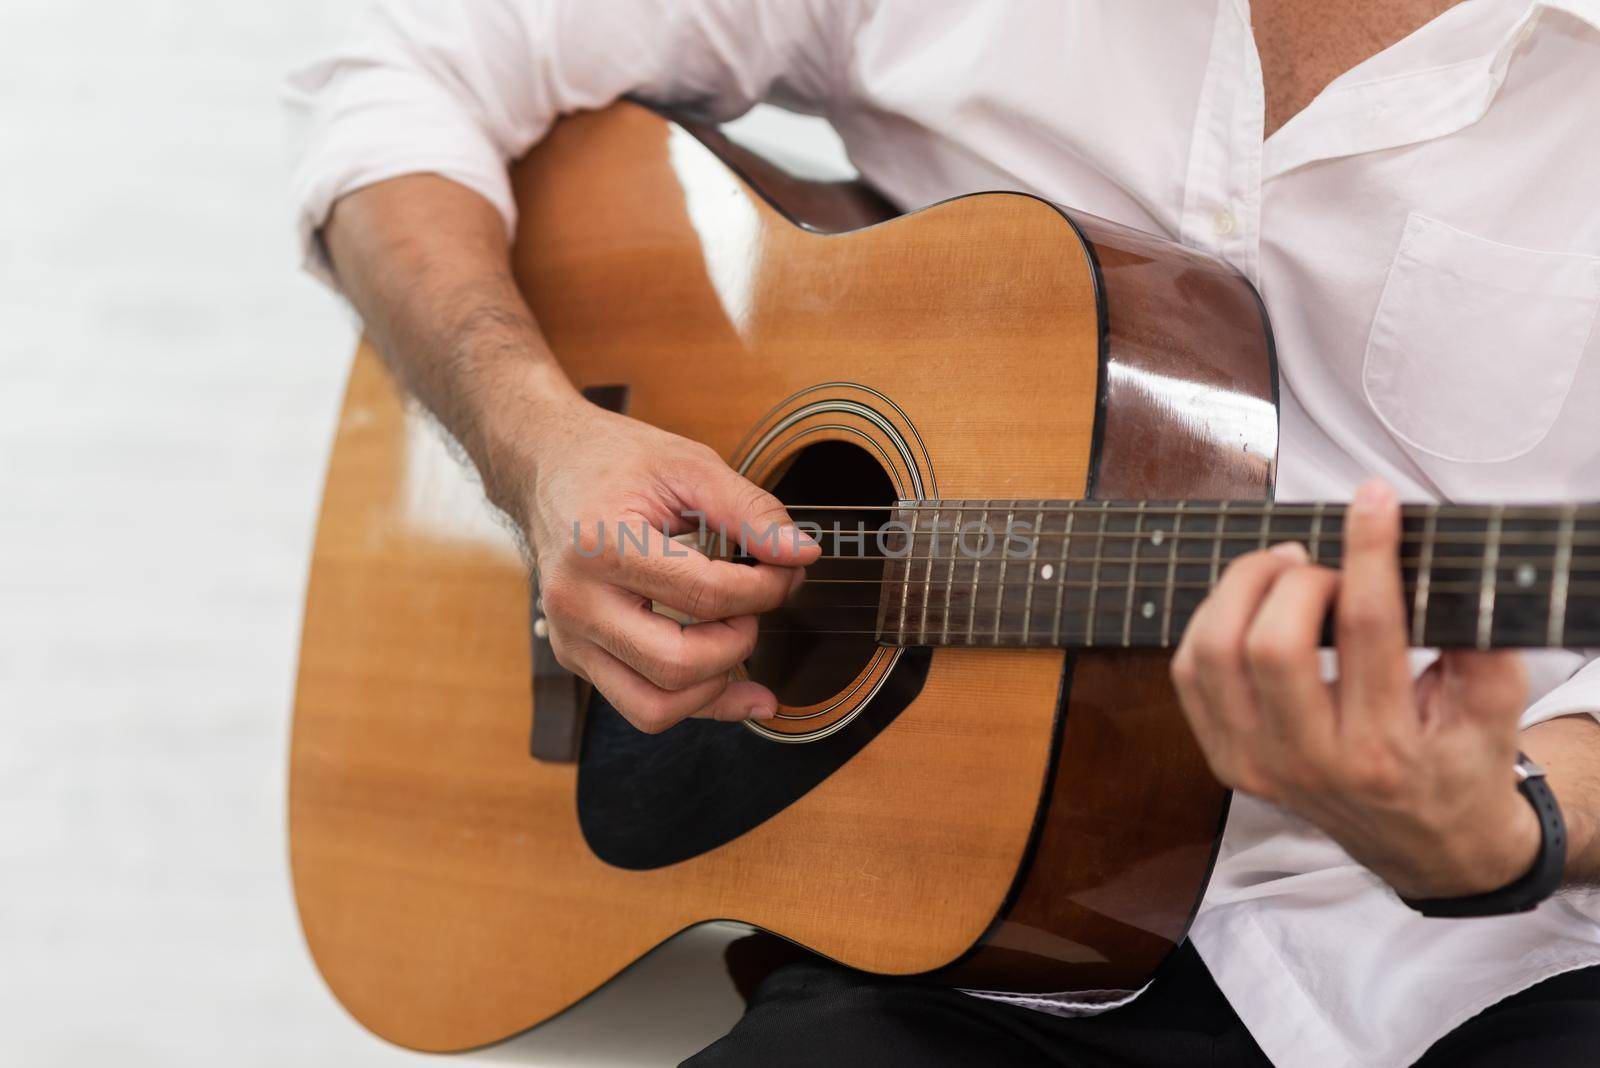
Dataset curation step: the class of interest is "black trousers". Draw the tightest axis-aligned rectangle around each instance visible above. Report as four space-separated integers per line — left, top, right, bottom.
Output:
685 941 1600 1067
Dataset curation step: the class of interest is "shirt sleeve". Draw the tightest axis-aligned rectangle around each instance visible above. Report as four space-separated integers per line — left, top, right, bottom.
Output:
284 0 865 287
1521 650 1600 729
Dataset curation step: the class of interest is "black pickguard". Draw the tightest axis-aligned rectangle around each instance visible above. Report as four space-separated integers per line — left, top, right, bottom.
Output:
576 649 931 870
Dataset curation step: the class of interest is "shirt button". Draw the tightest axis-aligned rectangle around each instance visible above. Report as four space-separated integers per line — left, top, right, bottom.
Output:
1212 208 1236 236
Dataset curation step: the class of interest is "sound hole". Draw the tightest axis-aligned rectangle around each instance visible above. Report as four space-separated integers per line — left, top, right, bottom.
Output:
747 440 896 707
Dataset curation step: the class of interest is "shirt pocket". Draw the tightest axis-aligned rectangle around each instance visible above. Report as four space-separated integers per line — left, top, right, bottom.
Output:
1362 211 1600 466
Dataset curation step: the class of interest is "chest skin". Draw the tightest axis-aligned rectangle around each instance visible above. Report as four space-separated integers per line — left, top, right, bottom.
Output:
1252 0 1464 136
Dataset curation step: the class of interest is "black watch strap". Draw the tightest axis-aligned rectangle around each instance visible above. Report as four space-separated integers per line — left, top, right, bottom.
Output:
1400 753 1566 919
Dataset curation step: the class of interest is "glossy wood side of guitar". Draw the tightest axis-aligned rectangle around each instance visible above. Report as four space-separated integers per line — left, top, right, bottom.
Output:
289 103 1273 1052
946 210 1277 993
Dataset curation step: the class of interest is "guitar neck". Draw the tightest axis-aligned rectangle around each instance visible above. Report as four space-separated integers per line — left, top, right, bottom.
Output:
873 500 1600 650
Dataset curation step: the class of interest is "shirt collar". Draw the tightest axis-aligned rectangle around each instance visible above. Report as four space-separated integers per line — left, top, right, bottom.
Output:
1261 0 1600 180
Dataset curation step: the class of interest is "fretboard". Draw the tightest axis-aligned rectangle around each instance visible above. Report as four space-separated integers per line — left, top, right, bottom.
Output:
871 499 1600 650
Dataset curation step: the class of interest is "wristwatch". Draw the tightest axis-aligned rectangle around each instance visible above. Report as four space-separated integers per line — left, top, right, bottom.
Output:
1399 753 1567 919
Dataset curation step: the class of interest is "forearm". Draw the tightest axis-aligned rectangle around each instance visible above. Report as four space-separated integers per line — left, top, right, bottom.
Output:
319 171 811 731
322 173 578 516
1521 713 1600 888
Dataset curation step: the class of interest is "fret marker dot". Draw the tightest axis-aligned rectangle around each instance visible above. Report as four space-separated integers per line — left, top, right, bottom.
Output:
1141 601 1156 619
1040 564 1054 581
1516 563 1537 589
1150 530 1165 547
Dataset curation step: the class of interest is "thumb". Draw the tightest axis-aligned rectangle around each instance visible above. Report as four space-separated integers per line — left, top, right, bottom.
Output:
673 461 820 566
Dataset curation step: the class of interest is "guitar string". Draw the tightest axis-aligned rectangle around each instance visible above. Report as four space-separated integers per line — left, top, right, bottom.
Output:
739 532 1600 552
774 502 1599 519
701 531 1600 561
753 587 1598 635
745 630 1591 639
770 576 1600 595
784 530 1600 548
746 607 1600 638
780 577 1599 590
777 556 1600 572
692 574 1600 637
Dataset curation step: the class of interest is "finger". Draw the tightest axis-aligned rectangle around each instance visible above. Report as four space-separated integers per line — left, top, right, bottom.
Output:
663 458 820 566
1434 650 1528 731
1335 480 1413 729
576 643 776 734
604 519 801 619
1183 543 1308 734
1170 637 1235 783
691 679 786 721
582 587 758 691
1244 564 1340 764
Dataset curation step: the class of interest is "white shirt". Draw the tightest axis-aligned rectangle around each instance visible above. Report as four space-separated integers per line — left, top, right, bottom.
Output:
286 2 1600 1064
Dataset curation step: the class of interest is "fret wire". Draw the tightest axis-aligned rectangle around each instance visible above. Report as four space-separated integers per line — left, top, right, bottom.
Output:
896 508 918 644
1161 502 1183 647
1086 501 1111 648
1308 501 1325 563
1551 503 1576 647
1210 501 1228 588
994 504 1015 644
1411 504 1436 646
953 505 979 645
968 501 990 646
1123 502 1146 648
1477 505 1503 650
1023 502 1045 645
1051 505 1074 646
918 505 940 645
941 505 962 644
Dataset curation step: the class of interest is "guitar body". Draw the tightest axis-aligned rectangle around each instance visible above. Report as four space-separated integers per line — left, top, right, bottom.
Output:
290 102 1276 1051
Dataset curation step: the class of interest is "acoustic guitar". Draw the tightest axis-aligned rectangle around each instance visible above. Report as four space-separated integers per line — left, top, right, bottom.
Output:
290 101 1600 1052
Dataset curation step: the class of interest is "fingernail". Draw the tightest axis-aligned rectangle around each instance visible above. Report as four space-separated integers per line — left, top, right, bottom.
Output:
748 706 776 720
1270 541 1308 562
1352 479 1394 514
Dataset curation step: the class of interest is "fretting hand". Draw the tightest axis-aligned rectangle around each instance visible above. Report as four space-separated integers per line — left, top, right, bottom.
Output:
1170 479 1539 899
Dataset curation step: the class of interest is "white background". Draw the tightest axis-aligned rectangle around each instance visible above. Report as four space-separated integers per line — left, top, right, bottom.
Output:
0 2 847 1064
